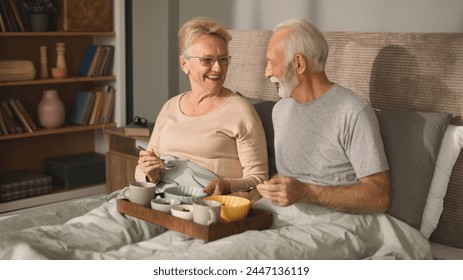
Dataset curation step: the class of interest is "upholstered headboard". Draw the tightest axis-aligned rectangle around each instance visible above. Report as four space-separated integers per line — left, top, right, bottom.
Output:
224 30 463 249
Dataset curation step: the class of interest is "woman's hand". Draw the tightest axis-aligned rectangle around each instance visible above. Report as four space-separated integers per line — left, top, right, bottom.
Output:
203 179 231 195
137 148 163 182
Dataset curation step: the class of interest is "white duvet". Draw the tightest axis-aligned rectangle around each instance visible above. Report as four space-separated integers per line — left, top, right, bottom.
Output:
0 191 432 260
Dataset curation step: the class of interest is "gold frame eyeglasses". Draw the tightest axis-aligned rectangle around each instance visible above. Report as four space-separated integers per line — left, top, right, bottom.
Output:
187 56 231 66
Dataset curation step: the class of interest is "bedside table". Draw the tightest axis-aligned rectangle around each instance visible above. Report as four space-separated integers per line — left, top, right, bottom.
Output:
104 127 149 193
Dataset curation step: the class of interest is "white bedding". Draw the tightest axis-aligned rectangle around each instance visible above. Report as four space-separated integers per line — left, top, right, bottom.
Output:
0 191 432 260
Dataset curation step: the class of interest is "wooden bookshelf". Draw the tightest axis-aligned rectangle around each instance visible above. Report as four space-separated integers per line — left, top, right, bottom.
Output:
0 123 116 140
0 13 122 213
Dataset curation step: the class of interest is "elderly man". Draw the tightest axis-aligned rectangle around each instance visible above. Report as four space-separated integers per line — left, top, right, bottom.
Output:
257 19 391 213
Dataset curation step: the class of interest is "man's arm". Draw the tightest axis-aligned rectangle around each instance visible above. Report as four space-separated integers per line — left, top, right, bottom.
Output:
256 171 391 213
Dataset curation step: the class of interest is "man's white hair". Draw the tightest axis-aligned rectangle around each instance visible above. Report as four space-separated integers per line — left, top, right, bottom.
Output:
274 19 329 72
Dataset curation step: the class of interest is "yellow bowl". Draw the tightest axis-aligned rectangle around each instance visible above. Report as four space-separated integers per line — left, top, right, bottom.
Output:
204 195 251 222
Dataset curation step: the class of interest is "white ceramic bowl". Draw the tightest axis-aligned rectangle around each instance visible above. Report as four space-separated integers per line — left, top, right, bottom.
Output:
164 186 207 204
170 204 193 220
150 198 181 213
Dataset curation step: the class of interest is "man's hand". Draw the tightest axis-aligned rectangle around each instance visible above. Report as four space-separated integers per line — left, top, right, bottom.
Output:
256 176 305 206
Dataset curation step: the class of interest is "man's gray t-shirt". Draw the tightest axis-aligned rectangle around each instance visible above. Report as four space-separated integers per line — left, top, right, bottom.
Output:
272 84 388 186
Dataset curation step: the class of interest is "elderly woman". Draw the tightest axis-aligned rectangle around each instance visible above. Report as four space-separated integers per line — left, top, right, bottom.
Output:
135 17 268 195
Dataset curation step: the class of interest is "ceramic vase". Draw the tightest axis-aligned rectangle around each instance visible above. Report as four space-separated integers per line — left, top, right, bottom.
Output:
38 90 65 128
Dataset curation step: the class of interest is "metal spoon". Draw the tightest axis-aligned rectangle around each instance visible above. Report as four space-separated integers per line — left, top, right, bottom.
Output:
137 146 175 169
241 186 255 192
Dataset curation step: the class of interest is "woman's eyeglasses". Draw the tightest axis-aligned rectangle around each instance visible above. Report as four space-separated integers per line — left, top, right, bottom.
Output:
187 56 231 67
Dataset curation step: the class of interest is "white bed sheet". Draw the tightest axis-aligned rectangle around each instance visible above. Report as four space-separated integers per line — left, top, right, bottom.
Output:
0 191 432 260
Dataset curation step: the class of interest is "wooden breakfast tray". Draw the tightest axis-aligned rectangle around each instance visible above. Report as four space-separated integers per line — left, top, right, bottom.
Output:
117 199 273 242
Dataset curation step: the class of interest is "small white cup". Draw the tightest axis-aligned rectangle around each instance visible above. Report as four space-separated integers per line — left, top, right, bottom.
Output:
121 182 157 207
193 200 222 226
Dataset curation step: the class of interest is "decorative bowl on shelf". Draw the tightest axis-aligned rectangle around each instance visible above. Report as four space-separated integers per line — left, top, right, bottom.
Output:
51 68 67 79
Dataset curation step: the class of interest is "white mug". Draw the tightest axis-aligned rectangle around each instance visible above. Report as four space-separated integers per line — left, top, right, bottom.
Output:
193 200 222 226
121 182 157 207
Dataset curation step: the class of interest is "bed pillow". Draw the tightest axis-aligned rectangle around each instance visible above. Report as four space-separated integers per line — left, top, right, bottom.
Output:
420 124 463 238
374 109 451 230
253 100 277 177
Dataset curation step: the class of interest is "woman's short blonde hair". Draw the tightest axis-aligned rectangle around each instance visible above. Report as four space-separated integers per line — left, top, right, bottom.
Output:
178 17 232 56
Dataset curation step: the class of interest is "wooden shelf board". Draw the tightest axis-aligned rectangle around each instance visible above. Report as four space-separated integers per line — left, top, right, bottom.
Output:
0 32 116 37
0 123 116 140
0 76 116 87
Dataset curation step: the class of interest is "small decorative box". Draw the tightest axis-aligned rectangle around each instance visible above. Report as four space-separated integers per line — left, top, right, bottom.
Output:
45 152 106 188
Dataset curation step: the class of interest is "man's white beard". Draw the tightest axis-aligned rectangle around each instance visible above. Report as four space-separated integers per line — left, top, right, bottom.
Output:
270 71 299 99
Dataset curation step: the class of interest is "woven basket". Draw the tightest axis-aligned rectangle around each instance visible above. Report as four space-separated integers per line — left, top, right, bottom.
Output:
0 60 36 82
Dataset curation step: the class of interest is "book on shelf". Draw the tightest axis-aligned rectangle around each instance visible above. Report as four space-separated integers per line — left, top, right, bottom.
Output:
101 45 115 76
88 87 105 125
78 44 115 77
88 85 116 125
70 91 96 125
78 45 98 77
81 92 97 125
94 45 114 76
0 0 21 32
0 1 5 32
0 169 53 202
8 0 24 32
123 122 155 137
86 46 102 77
70 85 116 126
7 98 33 133
0 0 12 32
0 100 23 133
0 104 15 133
13 0 29 31
90 46 107 77
99 85 116 124
0 98 37 134
15 99 38 131
0 109 8 134
1 185 53 202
